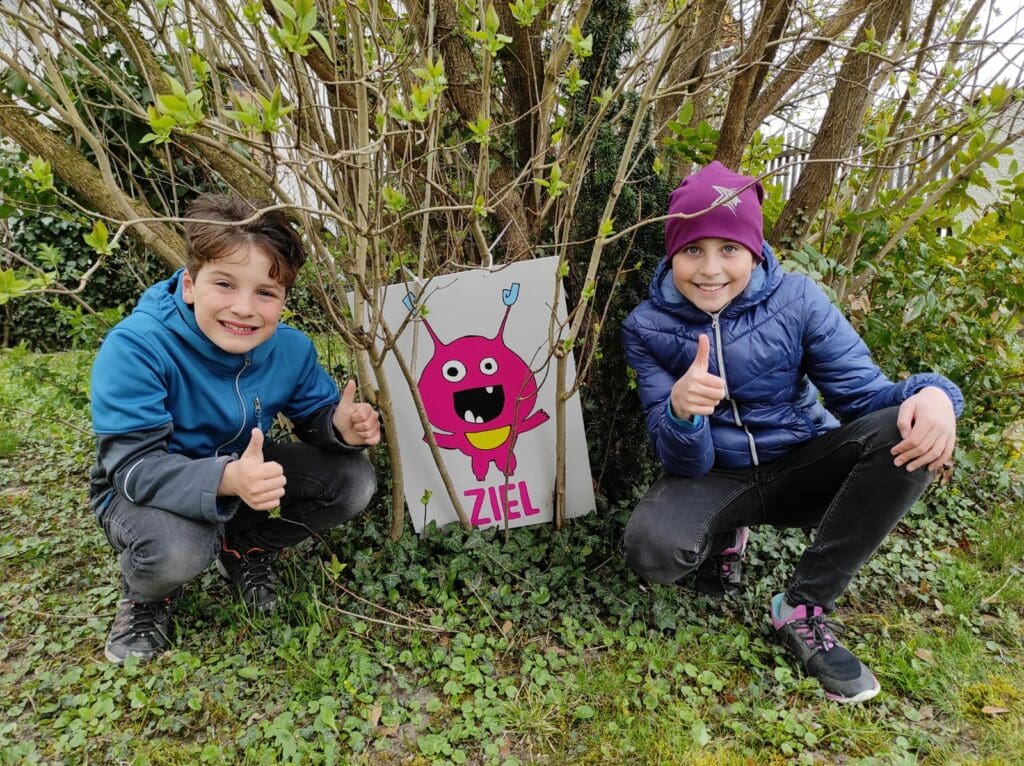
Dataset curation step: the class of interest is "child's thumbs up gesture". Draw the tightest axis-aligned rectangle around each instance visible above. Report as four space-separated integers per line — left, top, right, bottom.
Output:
333 380 382 446
670 334 726 421
218 428 287 510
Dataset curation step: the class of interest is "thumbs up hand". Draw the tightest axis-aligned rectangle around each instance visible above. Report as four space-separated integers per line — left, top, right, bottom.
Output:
217 427 287 510
333 380 382 446
670 334 726 421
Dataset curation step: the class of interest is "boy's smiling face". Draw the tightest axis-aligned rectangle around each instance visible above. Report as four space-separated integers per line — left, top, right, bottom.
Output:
671 237 758 314
181 244 286 354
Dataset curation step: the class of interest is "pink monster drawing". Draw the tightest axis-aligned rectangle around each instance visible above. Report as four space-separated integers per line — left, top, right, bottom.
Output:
404 283 550 482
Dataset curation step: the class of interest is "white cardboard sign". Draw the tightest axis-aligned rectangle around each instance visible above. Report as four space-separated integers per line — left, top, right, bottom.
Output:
370 257 595 532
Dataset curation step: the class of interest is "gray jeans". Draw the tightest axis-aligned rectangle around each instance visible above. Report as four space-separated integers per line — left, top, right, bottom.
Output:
624 408 933 609
99 442 376 601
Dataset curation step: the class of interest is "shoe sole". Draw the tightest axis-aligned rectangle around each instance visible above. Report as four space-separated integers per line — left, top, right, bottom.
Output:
104 645 163 664
825 679 881 704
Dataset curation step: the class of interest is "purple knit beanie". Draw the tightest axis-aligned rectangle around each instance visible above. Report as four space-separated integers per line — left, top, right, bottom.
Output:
664 161 765 261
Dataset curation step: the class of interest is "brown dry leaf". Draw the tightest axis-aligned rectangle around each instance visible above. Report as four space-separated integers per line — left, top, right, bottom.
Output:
982 706 1010 716
937 462 955 485
919 706 935 720
914 648 935 664
438 634 449 647
847 294 871 313
500 620 513 636
368 702 382 727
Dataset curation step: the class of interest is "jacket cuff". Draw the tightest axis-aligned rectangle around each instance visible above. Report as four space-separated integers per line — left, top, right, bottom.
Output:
665 398 703 430
903 373 965 418
201 455 239 523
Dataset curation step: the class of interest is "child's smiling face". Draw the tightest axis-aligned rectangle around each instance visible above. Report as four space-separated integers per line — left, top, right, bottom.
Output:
670 237 758 314
181 244 286 354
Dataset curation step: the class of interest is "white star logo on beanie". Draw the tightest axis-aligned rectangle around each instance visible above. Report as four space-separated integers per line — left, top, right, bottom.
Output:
711 185 742 214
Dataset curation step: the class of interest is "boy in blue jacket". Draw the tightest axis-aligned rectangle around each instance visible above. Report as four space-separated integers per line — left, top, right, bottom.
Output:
90 195 381 664
621 162 962 703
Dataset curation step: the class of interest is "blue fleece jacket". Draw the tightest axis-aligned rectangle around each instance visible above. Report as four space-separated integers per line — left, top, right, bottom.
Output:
621 244 964 477
89 269 352 522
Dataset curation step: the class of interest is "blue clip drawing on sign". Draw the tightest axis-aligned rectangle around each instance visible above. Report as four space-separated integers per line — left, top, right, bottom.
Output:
402 292 416 315
502 282 520 307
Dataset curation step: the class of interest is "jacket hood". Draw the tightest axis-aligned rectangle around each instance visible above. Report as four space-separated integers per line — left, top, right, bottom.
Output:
649 240 782 321
132 268 277 374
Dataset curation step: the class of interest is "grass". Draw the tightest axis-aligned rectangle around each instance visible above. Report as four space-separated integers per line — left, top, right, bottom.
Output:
1 347 1022 765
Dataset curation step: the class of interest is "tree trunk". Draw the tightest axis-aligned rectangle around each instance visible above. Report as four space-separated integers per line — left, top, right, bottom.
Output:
715 0 795 169
771 0 910 249
0 93 185 268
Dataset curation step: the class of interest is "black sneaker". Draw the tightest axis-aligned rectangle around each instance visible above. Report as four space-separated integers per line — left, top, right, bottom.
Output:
104 587 180 664
216 544 280 613
695 527 748 597
770 593 881 703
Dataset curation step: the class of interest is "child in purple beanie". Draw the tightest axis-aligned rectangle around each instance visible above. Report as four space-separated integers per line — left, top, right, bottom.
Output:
621 161 962 703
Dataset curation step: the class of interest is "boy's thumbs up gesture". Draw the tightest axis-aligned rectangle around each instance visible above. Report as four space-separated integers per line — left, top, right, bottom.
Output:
670 334 726 421
333 380 382 446
218 428 287 510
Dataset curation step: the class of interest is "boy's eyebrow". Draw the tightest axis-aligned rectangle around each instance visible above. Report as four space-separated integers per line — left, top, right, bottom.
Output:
207 269 285 291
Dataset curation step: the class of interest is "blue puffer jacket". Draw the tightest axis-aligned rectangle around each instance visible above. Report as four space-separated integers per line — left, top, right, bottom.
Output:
621 244 964 477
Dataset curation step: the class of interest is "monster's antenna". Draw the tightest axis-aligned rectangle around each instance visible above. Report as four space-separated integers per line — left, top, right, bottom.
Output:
496 282 520 338
403 292 443 346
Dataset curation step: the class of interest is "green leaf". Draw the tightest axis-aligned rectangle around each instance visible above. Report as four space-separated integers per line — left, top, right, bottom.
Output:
271 0 298 22
310 29 333 59
485 3 501 34
26 156 53 190
83 220 114 255
382 186 408 212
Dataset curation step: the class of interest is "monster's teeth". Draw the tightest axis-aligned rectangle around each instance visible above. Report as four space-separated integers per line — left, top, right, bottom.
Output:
486 386 493 393
476 416 484 424
464 410 475 422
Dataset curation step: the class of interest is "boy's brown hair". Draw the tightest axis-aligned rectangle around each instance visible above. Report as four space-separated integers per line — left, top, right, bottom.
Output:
183 195 306 289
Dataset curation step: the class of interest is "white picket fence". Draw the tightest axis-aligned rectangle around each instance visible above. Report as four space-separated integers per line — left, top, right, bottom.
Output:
763 130 952 199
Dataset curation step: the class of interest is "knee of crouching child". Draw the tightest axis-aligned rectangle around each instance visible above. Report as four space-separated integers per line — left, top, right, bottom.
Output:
623 516 700 585
325 455 377 522
134 537 214 594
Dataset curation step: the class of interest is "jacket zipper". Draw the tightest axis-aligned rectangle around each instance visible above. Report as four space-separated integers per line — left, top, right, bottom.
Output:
710 312 760 466
254 395 262 431
216 356 252 455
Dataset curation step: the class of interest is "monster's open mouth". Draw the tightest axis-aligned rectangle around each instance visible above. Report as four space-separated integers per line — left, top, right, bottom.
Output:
453 385 505 424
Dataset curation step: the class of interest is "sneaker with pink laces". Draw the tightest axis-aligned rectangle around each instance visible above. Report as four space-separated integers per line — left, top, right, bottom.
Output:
770 593 880 703
695 527 748 597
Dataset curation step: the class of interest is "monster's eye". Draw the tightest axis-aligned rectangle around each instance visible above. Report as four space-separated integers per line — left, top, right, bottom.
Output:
479 357 498 375
442 360 467 382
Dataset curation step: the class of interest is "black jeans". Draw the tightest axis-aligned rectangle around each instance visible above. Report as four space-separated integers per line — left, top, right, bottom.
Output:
623 408 933 610
100 442 376 601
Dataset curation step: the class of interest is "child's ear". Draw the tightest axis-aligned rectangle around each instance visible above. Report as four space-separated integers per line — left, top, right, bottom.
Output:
181 268 196 305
